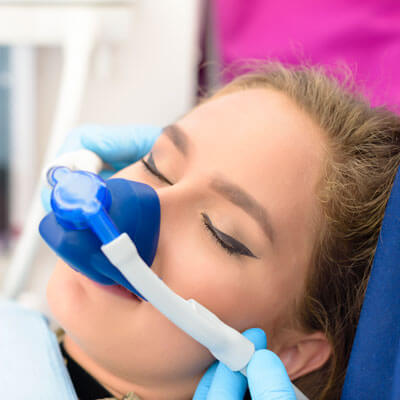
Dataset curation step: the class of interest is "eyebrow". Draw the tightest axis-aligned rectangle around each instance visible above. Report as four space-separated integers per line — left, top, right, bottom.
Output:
163 124 275 243
163 124 189 155
210 178 275 243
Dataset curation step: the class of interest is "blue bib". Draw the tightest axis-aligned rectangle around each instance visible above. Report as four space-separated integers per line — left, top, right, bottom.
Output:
0 299 78 399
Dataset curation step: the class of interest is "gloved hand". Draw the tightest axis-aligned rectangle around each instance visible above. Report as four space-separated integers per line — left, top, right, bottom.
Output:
193 328 296 400
41 124 162 211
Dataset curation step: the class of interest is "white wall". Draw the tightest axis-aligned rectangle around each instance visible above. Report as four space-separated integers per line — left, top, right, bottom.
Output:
3 0 203 304
36 0 203 166
81 0 203 125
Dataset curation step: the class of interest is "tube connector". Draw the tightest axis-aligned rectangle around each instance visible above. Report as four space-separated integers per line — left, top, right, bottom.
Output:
47 166 119 243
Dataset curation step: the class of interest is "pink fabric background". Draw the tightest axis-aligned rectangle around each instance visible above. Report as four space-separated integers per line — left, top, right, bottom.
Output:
214 0 400 110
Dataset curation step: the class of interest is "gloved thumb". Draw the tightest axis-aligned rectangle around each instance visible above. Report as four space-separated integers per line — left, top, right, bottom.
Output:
80 125 162 169
247 350 296 400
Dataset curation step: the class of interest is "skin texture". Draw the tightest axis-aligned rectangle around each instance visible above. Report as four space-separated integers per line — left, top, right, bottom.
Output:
47 88 331 399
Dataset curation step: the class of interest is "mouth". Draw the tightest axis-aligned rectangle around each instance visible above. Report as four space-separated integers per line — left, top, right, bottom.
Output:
91 281 142 302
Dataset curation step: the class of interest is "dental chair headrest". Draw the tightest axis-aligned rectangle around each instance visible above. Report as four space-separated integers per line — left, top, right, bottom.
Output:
341 168 400 400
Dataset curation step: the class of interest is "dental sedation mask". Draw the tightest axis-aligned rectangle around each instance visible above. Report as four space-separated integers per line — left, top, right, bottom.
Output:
39 154 306 399
39 164 254 374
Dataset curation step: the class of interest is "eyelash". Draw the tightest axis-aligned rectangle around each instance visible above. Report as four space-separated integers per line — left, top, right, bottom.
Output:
141 154 256 258
202 213 257 258
201 213 242 257
141 154 173 185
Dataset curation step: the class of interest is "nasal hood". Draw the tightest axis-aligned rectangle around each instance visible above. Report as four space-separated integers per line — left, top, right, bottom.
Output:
39 178 160 299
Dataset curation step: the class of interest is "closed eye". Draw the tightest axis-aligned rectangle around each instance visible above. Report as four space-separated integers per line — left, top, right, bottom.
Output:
201 213 258 259
141 152 173 185
142 154 257 259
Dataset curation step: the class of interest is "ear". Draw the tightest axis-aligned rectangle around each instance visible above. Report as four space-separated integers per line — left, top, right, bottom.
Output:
275 331 331 380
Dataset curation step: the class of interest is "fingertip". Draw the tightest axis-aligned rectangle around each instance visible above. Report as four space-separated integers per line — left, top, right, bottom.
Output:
248 349 294 392
243 328 267 350
249 349 284 371
131 125 163 158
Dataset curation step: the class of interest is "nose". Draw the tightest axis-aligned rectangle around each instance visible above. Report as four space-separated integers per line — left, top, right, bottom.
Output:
149 179 203 272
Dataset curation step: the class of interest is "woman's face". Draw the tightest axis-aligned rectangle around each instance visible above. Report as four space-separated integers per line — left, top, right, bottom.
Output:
47 88 326 399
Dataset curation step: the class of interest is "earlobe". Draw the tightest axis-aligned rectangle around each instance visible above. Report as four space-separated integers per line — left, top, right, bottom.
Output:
276 331 331 381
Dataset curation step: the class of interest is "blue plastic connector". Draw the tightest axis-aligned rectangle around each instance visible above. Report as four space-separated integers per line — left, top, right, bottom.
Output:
40 166 161 300
47 166 120 244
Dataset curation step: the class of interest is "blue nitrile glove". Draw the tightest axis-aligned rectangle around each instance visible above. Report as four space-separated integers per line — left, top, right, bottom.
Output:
193 328 296 400
41 124 162 211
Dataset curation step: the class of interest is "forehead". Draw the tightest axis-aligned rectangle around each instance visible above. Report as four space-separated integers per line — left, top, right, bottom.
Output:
177 88 325 250
178 89 324 188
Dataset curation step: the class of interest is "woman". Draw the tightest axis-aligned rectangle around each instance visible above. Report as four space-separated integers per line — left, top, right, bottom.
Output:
47 63 400 400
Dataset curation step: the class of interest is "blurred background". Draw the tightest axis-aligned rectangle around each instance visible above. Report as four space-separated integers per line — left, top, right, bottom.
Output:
0 0 207 308
0 0 399 311
0 46 9 253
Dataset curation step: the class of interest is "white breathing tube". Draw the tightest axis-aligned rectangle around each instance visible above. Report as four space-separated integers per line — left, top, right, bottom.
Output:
102 233 254 372
49 150 309 399
102 234 308 400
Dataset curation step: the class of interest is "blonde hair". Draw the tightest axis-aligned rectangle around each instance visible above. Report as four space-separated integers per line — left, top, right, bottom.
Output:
210 63 400 399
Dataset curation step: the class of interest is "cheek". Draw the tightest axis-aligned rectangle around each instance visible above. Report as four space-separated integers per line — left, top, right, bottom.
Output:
157 236 288 336
46 260 91 335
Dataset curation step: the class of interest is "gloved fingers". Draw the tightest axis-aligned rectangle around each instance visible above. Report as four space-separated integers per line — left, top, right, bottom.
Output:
192 362 218 400
206 362 247 400
41 124 161 212
204 328 267 400
242 328 267 351
247 350 296 400
81 125 162 167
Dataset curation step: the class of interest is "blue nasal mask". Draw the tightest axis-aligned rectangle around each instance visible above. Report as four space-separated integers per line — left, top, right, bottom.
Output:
39 163 256 380
39 166 160 300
